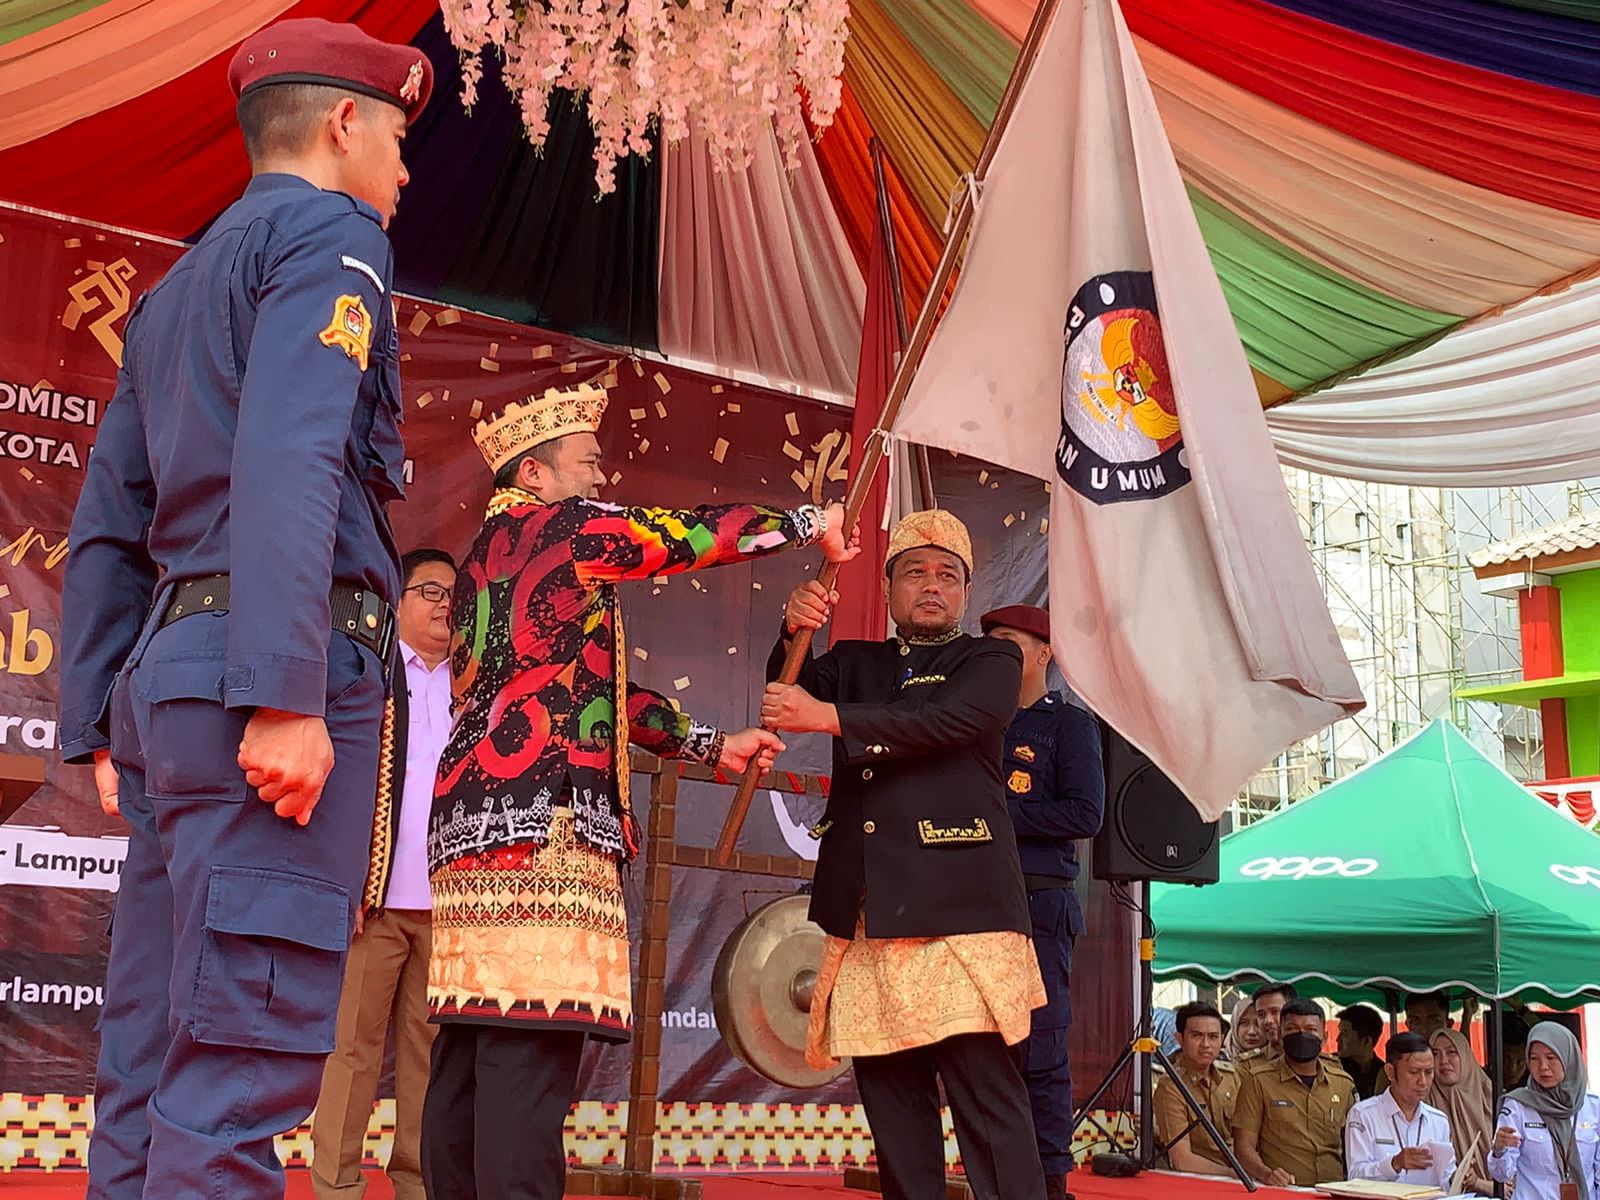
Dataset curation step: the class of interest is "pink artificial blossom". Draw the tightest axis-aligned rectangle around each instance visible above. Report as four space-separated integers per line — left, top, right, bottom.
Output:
439 0 851 195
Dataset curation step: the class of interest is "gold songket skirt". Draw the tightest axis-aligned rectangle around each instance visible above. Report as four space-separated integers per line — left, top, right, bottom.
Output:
805 919 1046 1068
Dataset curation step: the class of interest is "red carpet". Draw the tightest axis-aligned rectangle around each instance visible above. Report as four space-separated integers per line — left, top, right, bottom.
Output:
0 1169 1296 1198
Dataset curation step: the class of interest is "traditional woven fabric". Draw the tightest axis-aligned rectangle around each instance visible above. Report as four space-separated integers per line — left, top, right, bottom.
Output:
430 486 821 871
804 920 1045 1068
428 810 634 1040
360 693 400 910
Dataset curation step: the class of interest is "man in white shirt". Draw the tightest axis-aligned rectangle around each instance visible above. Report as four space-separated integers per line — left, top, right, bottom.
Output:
312 549 457 1199
1345 1032 1456 1190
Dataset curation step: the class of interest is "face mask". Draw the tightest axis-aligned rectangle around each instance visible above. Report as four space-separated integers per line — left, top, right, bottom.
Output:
1283 1032 1323 1063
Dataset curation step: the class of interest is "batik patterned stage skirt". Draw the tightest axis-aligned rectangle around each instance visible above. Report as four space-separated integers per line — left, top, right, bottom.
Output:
428 808 633 1042
805 919 1046 1068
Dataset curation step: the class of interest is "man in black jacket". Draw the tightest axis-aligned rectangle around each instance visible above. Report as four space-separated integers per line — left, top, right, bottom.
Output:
761 509 1047 1200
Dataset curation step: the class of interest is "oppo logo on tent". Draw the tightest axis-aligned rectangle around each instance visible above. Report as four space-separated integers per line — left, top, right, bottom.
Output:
1239 856 1379 881
1549 864 1600 889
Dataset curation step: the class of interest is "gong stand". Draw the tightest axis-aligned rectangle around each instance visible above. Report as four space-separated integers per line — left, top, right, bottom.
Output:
566 750 824 1199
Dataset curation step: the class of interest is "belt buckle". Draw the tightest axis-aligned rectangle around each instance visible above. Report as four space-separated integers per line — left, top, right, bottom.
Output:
355 590 395 661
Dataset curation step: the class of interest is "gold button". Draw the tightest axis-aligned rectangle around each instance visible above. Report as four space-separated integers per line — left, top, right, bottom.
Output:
863 820 876 834
861 768 873 781
365 613 379 629
899 645 910 656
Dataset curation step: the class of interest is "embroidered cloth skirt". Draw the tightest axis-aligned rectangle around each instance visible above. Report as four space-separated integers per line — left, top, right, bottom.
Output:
428 808 633 1042
805 920 1046 1068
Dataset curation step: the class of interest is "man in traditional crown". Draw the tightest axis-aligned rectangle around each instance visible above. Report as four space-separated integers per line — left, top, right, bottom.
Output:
420 383 857 1199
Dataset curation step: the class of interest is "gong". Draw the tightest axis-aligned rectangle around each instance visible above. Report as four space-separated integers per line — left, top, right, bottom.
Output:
712 895 848 1088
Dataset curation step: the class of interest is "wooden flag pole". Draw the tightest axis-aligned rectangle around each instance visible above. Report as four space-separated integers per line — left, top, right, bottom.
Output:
713 0 1062 864
870 136 938 513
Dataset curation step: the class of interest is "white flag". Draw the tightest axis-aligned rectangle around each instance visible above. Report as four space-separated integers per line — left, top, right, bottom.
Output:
893 0 1364 817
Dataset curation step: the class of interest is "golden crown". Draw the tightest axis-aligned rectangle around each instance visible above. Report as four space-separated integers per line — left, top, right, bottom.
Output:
472 384 609 471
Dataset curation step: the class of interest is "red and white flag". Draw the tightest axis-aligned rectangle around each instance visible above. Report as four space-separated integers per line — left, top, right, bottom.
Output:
893 0 1364 817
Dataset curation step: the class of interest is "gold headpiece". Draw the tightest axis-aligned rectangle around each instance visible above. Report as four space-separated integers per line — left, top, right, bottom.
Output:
887 508 974 574
472 384 609 471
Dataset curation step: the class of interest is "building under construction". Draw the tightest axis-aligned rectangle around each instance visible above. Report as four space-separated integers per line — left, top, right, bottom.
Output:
1233 472 1600 826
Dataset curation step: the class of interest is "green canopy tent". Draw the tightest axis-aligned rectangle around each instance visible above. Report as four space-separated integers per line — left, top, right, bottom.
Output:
1150 719 1600 1010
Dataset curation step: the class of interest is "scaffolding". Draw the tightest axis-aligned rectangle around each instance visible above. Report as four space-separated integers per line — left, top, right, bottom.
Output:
1232 472 1600 826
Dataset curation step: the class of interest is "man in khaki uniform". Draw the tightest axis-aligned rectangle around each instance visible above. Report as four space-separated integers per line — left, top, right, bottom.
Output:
1155 1001 1241 1177
1232 998 1356 1187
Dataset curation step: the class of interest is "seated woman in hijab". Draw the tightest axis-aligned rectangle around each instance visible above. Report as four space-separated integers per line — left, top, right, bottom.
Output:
1429 1027 1495 1195
1224 997 1263 1061
1491 1021 1600 1200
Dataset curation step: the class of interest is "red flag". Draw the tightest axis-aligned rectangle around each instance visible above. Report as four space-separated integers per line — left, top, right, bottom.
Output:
830 195 902 644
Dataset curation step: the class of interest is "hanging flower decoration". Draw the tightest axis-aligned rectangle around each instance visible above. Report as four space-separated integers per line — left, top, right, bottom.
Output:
440 0 851 195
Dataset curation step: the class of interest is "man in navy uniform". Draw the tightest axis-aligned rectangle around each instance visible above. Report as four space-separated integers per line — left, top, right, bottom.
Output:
980 604 1106 1200
58 19 430 1200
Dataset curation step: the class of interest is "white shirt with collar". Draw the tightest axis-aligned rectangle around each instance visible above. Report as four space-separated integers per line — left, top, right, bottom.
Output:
1491 1093 1600 1200
383 639 454 910
1344 1089 1456 1189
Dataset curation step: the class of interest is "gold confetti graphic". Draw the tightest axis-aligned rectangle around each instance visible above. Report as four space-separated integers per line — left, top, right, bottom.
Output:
629 408 647 421
409 310 431 335
654 372 671 394
782 442 803 462
711 437 729 464
532 344 554 360
785 412 800 436
470 400 484 418
435 308 462 326
638 438 651 454
673 676 691 691
417 392 435 409
634 648 649 661
727 401 741 413
655 401 668 419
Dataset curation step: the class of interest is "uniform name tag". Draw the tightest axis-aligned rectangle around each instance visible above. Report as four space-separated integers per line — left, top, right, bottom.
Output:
917 817 992 845
902 673 946 687
1269 1099 1294 1107
1375 1138 1396 1147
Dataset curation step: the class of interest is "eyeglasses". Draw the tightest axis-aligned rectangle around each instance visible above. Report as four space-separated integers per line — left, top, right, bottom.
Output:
404 582 453 606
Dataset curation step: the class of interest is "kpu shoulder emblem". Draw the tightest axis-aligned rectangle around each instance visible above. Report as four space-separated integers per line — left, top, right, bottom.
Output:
1008 769 1032 795
320 294 374 370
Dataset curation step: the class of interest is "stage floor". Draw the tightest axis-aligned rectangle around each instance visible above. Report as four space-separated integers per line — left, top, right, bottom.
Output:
0 1167 1300 1199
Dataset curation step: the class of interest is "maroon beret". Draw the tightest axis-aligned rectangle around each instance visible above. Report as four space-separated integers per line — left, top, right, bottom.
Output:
980 604 1051 642
228 18 434 124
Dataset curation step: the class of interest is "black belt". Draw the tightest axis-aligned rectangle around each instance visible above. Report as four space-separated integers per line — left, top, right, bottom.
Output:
158 574 396 663
1025 873 1074 893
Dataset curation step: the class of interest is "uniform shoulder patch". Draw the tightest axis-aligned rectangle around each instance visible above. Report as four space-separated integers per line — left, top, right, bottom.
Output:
1015 744 1037 763
320 294 374 370
1008 769 1033 794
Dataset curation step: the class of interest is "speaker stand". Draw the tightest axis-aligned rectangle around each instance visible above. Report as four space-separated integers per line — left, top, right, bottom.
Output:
1070 883 1256 1192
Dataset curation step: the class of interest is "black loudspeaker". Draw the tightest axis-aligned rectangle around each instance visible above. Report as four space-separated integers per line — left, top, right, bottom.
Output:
1092 724 1220 885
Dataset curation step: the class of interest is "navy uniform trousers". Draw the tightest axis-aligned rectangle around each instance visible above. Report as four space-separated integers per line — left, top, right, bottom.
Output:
87 612 385 1200
1019 886 1076 1182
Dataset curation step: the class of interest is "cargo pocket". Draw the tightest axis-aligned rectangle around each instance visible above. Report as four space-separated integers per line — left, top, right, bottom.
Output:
190 866 349 1053
135 660 247 802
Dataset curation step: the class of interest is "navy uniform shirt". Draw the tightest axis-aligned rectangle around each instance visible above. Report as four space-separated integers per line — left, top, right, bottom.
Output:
60 174 406 763
1003 691 1106 889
